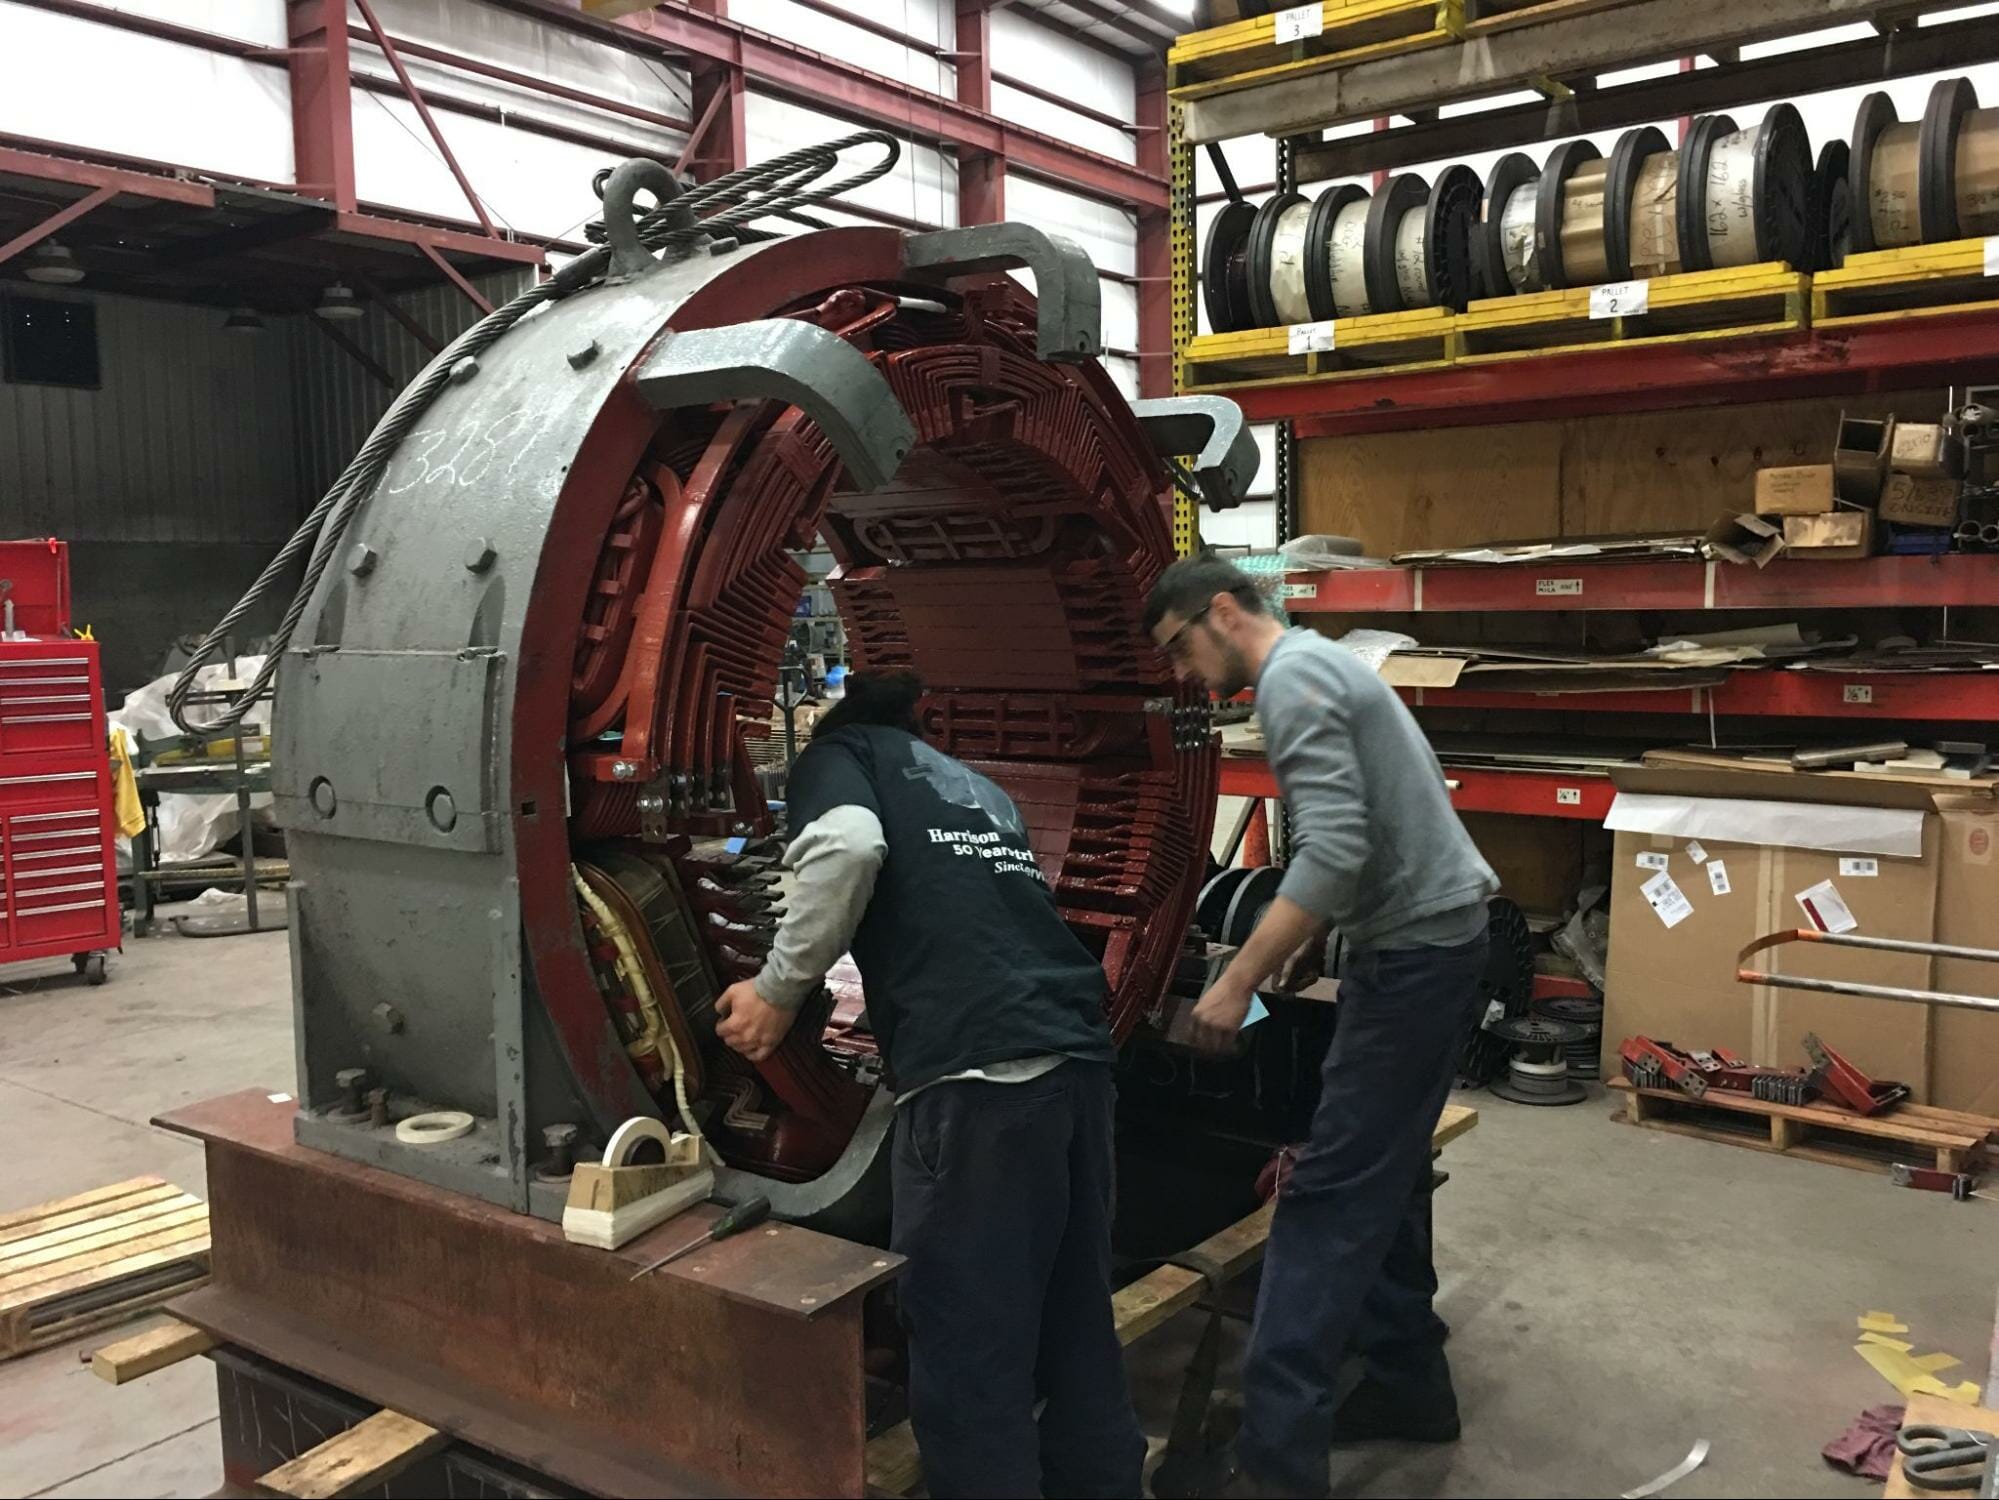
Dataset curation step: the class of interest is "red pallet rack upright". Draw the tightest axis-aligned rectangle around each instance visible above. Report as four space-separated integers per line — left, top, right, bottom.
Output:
0 540 119 983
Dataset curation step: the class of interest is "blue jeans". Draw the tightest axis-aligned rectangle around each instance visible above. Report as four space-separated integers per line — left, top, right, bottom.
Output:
891 1060 1144 1499
1237 934 1488 1496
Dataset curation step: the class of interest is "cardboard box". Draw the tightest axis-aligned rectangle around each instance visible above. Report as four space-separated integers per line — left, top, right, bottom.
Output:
1754 464 1838 517
1930 798 1999 1113
1888 421 1961 480
1782 509 1873 559
1602 785 1936 1093
1705 511 1786 568
1879 472 1962 528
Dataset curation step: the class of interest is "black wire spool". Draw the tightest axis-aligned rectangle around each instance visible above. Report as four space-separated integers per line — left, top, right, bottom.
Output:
1457 896 1533 1086
1921 75 1979 244
1534 139 1604 291
1475 151 1540 299
1304 182 1371 320
1811 139 1853 272
1246 189 1308 330
1603 125 1671 281
1424 164 1484 312
1363 173 1431 315
1486 1016 1590 1106
1202 199 1259 334
1195 866 1287 948
1849 90 1912 255
1530 993 1603 1080
1680 107 1813 272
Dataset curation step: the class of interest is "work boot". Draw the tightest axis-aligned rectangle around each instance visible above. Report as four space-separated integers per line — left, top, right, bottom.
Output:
1326 1374 1461 1444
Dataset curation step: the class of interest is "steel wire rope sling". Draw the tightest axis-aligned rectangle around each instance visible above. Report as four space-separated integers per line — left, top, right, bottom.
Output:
164 131 904 737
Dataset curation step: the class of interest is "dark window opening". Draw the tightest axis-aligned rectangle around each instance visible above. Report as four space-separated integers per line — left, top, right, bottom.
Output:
3 294 100 390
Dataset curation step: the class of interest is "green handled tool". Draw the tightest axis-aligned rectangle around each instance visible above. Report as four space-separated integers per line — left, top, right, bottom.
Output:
629 1194 773 1280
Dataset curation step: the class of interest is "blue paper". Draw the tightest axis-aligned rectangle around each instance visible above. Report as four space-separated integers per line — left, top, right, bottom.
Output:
1241 995 1270 1031
724 836 747 854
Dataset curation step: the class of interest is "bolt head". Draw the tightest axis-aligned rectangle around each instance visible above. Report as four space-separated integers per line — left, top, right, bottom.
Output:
464 537 497 572
567 339 601 370
335 1067 367 1089
542 1123 580 1149
371 1002 405 1035
449 355 479 384
612 760 636 780
347 543 378 577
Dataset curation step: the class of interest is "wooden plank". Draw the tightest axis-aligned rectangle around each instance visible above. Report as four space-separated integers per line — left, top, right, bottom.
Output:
0 1205 209 1290
865 1422 925 1500
0 1177 166 1234
258 1408 449 1498
1609 1108 1905 1176
0 1193 203 1262
0 1232 211 1311
90 1319 216 1384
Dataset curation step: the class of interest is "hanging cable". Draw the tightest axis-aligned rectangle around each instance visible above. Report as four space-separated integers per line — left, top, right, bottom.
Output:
167 130 900 735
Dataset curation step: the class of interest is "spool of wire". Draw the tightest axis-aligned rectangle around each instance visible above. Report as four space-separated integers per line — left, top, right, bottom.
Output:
1364 167 1482 314
1246 190 1309 329
1305 184 1371 320
1202 199 1260 334
1851 91 1923 251
1477 151 1541 297
1604 125 1674 280
1534 140 1604 290
1678 106 1813 271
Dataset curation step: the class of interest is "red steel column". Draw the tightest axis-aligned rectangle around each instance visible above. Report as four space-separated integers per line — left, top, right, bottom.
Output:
288 0 356 209
685 0 746 182
1136 59 1170 396
955 0 1004 224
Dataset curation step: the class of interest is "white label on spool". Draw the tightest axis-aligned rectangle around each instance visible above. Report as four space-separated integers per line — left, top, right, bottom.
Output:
1591 279 1649 318
1269 199 1316 326
1329 198 1371 318
1705 126 1761 268
1273 2 1322 43
1286 320 1335 354
1394 208 1430 308
1500 180 1541 293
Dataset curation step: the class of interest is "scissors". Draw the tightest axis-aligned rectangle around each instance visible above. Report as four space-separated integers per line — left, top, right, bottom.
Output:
1897 1426 1999 1495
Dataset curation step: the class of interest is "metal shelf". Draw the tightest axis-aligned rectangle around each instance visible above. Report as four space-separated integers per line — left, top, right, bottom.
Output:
1220 758 1616 820
1207 303 1999 436
1398 672 1999 721
1282 555 1999 613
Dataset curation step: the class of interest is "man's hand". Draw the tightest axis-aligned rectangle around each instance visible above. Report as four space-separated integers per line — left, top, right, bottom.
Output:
1188 975 1255 1055
715 979 799 1063
1273 931 1326 992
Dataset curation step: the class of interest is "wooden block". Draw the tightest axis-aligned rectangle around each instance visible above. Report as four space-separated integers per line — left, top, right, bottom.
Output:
1112 1264 1206 1349
864 1419 925 1499
1886 1393 1999 1499
91 1319 216 1384
258 1408 448 1498
1770 1115 1803 1150
563 1167 713 1251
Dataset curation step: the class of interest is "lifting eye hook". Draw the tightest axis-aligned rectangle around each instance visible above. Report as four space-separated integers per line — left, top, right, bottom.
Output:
599 157 696 281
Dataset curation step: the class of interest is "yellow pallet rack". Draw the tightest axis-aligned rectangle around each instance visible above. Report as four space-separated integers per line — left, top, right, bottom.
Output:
1168 0 1462 100
1813 238 1999 328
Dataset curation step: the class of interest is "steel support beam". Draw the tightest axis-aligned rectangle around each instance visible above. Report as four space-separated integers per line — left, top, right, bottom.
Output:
1135 61 1170 397
352 0 497 238
0 183 114 269
955 0 1003 223
287 0 356 212
417 240 495 313
488 0 1166 209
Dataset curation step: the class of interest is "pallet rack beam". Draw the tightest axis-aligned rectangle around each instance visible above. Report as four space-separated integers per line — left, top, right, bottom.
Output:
1280 555 1999 613
1221 758 1617 819
1181 0 1959 144
1400 673 1999 721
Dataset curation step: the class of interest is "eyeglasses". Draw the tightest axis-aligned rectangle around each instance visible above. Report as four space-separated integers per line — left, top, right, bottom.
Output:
1157 605 1211 660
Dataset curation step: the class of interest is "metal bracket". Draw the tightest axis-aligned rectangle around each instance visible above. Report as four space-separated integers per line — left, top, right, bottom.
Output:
633 321 915 491
903 223 1102 363
1128 395 1260 512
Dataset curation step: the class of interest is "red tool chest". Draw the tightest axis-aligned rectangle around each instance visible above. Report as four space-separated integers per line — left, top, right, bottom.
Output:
0 540 118 979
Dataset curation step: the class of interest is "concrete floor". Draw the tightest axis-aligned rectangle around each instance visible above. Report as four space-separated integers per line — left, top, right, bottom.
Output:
1 930 1991 1499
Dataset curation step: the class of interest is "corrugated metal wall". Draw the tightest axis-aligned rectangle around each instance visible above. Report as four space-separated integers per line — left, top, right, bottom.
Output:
282 268 537 503
0 288 299 543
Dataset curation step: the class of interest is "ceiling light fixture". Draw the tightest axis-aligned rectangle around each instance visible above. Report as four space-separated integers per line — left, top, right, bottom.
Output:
22 240 84 285
315 281 364 320
222 306 265 335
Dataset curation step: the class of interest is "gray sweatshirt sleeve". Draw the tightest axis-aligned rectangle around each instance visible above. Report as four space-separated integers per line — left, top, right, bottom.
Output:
752 803 888 1010
1260 653 1369 924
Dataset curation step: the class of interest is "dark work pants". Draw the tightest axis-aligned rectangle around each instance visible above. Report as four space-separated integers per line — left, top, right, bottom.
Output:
1237 934 1489 1496
891 1060 1144 1500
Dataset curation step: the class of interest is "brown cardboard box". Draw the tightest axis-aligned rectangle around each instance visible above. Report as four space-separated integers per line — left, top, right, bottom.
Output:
1834 413 1892 504
1602 786 1936 1092
1930 799 1999 1113
1878 472 1962 528
1705 511 1786 568
1755 464 1837 516
1783 510 1873 558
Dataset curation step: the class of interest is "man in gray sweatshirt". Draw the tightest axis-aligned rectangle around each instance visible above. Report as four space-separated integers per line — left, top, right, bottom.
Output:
1145 555 1497 1498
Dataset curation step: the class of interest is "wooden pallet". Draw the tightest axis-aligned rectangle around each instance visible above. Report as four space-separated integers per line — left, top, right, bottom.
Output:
1183 306 1457 390
0 1177 211 1360
1609 1077 1999 1176
1456 262 1809 363
1814 238 1999 328
1170 0 1464 95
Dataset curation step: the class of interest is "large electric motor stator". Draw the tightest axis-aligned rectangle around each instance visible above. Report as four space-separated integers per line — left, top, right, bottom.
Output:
261 146 1250 1239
